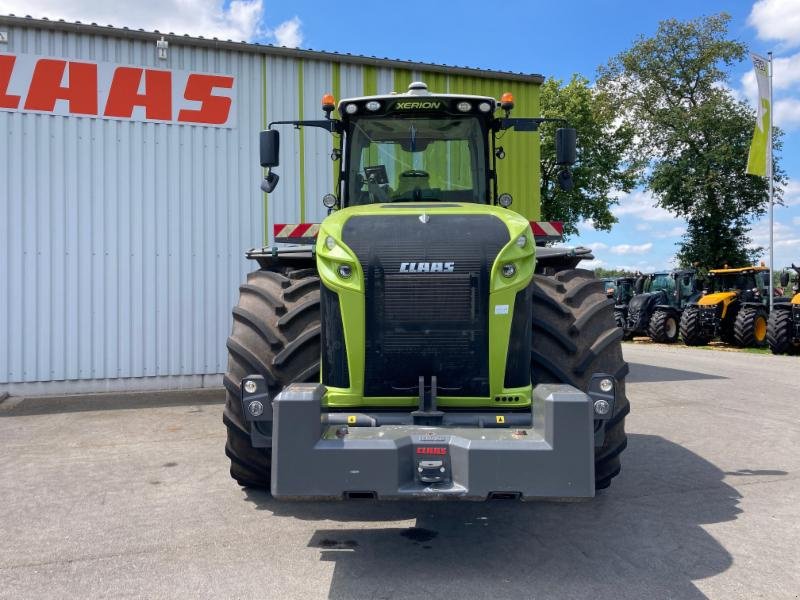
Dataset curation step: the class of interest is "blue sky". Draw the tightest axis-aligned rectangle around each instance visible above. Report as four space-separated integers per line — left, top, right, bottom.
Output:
8 0 800 271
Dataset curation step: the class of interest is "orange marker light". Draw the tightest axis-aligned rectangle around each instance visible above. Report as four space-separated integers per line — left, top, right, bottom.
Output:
322 93 335 109
500 92 515 112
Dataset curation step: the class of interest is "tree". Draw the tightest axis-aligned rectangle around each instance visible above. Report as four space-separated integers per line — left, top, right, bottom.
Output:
599 13 785 268
538 75 639 237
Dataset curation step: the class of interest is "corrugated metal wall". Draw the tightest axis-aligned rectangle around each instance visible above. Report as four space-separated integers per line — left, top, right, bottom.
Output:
0 20 540 394
0 24 264 392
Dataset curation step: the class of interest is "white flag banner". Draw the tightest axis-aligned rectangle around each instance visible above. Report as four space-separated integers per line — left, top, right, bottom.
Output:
746 53 770 177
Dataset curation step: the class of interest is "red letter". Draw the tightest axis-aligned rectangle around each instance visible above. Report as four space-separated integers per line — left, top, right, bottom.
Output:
24 59 98 114
178 74 233 125
104 67 172 121
0 55 21 109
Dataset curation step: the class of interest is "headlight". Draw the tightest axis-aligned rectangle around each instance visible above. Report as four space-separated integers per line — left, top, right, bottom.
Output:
502 263 516 278
366 101 380 111
337 264 352 278
345 103 357 114
325 235 337 250
457 101 471 112
515 234 527 248
498 193 513 208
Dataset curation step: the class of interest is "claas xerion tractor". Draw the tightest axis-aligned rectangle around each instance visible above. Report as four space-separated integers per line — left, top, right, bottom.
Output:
622 270 699 343
768 264 800 354
680 266 771 347
223 82 629 501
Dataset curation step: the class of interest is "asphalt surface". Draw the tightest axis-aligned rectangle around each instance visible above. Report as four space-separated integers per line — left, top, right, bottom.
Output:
1 344 798 600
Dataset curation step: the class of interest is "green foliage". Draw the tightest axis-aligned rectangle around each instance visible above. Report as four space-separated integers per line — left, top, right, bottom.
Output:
594 267 638 278
538 75 640 237
598 13 785 269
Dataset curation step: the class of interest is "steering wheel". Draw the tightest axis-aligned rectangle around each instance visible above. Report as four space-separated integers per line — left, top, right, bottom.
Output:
400 169 430 178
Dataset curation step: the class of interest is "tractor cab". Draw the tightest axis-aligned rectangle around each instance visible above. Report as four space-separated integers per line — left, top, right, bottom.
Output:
622 269 699 343
768 264 800 354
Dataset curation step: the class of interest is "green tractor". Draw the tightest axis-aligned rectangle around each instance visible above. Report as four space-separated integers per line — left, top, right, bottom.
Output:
768 265 800 354
224 82 629 500
680 266 771 347
621 270 700 343
612 275 638 335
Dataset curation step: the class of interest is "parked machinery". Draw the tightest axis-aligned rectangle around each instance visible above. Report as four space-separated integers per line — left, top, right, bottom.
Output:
613 276 638 334
767 265 800 354
622 270 699 343
680 266 771 347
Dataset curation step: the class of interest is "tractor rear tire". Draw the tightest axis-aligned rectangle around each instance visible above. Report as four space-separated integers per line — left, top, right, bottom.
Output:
531 269 629 490
733 306 768 348
223 268 321 488
767 306 793 355
648 309 679 343
680 306 711 346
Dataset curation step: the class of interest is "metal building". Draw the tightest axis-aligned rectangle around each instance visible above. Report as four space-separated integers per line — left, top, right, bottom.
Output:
0 15 543 395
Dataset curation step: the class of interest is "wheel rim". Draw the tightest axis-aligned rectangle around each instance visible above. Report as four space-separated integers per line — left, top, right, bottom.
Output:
754 316 767 342
666 317 677 339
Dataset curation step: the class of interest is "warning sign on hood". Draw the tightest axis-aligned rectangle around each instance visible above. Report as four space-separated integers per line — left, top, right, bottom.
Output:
0 52 236 128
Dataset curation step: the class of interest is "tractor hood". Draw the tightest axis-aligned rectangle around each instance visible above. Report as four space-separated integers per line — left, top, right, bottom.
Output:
628 291 665 311
697 291 737 306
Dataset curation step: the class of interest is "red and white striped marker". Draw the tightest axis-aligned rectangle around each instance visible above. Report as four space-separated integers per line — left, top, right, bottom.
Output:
272 220 564 244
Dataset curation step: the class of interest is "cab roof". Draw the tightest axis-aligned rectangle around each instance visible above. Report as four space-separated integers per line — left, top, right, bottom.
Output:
709 266 770 274
338 81 497 113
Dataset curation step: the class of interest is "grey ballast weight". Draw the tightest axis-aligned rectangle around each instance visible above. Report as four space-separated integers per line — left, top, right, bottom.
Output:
270 383 596 500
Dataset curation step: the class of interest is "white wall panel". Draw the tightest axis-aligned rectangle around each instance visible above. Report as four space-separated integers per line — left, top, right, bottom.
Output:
0 23 263 388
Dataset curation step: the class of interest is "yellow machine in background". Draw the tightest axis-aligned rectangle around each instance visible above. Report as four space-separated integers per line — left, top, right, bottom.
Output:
768 265 800 354
680 266 771 347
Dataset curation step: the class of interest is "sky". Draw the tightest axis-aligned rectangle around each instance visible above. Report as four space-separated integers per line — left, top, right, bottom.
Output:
3 0 799 272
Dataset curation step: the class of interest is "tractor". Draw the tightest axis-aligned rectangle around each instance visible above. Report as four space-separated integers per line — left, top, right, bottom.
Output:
680 266 771 347
612 275 638 335
768 264 800 354
622 270 699 343
223 82 628 500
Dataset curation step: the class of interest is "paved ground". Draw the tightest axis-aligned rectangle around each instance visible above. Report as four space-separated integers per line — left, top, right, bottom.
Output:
1 345 798 600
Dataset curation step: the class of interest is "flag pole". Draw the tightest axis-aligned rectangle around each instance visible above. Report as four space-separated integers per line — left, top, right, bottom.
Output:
768 51 774 310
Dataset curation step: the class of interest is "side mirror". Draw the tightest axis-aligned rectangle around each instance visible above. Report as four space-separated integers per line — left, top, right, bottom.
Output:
555 127 577 166
780 271 790 287
260 129 280 168
683 275 691 286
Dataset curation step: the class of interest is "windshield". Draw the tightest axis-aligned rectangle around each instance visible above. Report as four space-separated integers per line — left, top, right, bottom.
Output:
646 274 675 293
346 116 487 205
710 273 756 293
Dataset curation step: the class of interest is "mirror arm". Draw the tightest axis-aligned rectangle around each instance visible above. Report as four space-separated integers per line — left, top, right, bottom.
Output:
498 117 570 131
268 119 343 134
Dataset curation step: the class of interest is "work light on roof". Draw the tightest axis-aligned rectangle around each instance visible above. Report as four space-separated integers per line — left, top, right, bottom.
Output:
457 101 471 112
345 103 357 114
366 101 381 111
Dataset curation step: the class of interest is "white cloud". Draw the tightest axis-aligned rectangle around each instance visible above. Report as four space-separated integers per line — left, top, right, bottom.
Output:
587 242 608 251
793 216 800 225
580 258 605 270
784 179 800 206
775 97 800 130
751 213 800 268
748 0 800 49
0 1 303 46
272 16 302 48
635 223 652 232
654 225 687 239
610 242 653 255
612 189 674 222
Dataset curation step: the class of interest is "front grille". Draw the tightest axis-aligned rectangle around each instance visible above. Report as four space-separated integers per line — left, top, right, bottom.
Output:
342 213 509 397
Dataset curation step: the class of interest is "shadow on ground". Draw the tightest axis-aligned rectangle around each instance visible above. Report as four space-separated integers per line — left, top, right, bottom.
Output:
626 362 727 383
0 388 224 416
243 434 757 599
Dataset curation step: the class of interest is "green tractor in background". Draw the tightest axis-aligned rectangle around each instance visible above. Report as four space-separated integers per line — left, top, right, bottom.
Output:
621 270 700 343
768 265 800 354
612 275 639 336
223 82 629 500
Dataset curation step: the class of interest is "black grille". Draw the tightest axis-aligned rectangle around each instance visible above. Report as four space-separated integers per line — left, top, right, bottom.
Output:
505 286 532 388
342 213 509 397
320 285 350 388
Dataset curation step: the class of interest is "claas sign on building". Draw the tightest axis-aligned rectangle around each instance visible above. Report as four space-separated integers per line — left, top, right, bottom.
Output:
0 52 236 127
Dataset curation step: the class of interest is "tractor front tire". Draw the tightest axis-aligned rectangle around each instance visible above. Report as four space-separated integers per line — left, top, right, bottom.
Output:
767 306 793 355
648 309 679 343
531 269 629 490
223 268 321 488
733 306 769 348
680 306 711 346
